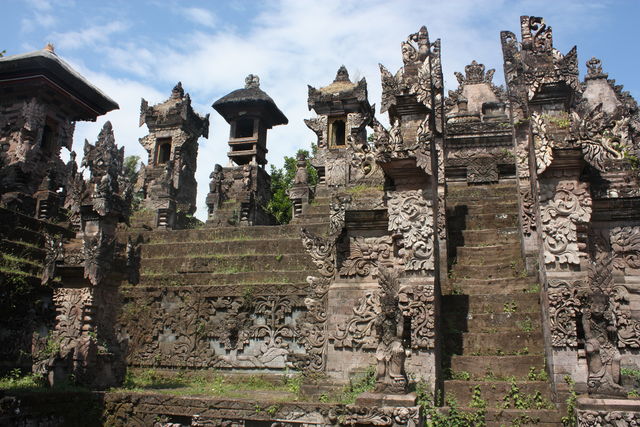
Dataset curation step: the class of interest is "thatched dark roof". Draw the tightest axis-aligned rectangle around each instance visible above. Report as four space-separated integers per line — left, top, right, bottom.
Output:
213 75 288 127
0 48 119 118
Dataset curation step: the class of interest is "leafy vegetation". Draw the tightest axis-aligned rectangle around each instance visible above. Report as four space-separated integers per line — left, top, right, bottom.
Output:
416 382 486 426
266 146 318 224
561 375 577 427
122 155 143 211
117 368 297 400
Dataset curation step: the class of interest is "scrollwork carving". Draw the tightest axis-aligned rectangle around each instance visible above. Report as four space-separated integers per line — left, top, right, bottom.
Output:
398 284 435 349
339 236 394 278
300 228 335 278
387 190 435 272
539 180 591 266
547 279 586 347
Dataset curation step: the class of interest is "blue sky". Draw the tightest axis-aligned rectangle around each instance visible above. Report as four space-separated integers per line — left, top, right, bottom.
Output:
3 0 639 219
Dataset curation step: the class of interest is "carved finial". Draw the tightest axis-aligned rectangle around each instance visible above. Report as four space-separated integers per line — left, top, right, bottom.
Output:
586 57 608 80
465 60 485 84
44 43 55 53
171 82 184 99
245 74 260 89
521 16 553 52
334 66 351 83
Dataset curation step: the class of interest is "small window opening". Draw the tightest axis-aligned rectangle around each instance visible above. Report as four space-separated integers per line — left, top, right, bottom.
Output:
331 120 346 147
235 117 254 138
40 124 55 155
157 140 171 164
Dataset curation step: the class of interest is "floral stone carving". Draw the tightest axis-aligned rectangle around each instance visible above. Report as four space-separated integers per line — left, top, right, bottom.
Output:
539 180 591 266
387 190 435 272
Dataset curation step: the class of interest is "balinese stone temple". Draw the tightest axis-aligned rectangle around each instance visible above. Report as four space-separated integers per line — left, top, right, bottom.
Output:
1 16 639 426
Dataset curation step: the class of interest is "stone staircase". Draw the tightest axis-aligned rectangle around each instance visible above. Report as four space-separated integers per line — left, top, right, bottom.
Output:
0 207 75 369
442 182 562 426
135 222 327 287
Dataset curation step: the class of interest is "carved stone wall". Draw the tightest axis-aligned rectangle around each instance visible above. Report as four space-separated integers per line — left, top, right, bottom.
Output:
138 83 209 218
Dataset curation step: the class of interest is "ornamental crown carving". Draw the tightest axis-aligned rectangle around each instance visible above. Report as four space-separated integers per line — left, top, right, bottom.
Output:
585 57 608 80
456 60 495 85
245 74 260 89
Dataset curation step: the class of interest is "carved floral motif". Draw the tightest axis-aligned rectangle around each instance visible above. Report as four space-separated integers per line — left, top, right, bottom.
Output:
539 180 591 265
339 236 394 277
398 284 435 349
387 190 435 272
547 279 586 347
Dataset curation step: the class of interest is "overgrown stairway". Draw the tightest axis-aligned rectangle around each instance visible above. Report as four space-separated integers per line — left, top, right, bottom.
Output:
0 207 75 369
442 182 562 426
134 222 327 287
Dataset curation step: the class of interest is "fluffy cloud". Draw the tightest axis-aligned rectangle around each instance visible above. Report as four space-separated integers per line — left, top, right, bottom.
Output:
18 0 624 219
182 7 217 28
49 21 128 50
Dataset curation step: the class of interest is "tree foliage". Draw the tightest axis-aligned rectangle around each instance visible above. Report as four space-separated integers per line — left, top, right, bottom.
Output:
122 155 143 211
266 147 318 224
0 50 5 58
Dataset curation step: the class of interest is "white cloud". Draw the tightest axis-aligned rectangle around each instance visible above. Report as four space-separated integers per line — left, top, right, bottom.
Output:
49 21 128 51
182 7 217 28
56 0 630 220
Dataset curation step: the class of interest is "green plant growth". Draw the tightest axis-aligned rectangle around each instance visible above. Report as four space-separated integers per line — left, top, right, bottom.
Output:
338 366 376 404
122 155 144 211
561 375 577 427
266 147 319 224
501 379 554 410
416 382 486 427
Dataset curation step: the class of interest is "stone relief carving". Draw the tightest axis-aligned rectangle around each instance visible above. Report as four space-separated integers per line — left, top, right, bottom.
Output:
539 180 591 266
304 116 328 148
387 190 434 272
337 406 420 426
374 267 407 393
547 279 586 347
301 228 336 278
569 104 630 172
42 233 63 285
466 156 498 183
532 112 553 175
519 185 536 237
294 276 329 372
582 290 625 395
577 410 640 427
338 236 394 278
610 226 640 274
333 291 380 350
398 283 435 350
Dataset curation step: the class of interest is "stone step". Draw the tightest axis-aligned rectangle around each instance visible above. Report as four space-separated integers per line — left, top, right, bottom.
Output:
444 380 553 407
450 355 545 379
0 207 74 239
0 239 46 261
0 253 42 276
443 294 540 314
446 185 518 200
141 253 315 274
465 213 519 230
444 312 541 333
139 270 312 286
130 223 327 244
483 409 561 427
291 213 329 223
455 243 521 261
447 200 519 215
451 263 525 280
461 228 520 245
449 277 539 295
304 203 331 215
140 238 307 258
446 331 544 355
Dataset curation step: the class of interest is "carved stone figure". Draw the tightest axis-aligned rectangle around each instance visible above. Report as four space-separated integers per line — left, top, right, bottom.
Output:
582 291 624 395
374 267 407 394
